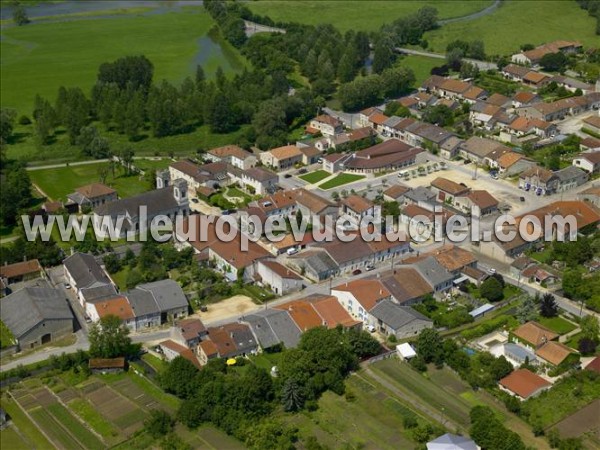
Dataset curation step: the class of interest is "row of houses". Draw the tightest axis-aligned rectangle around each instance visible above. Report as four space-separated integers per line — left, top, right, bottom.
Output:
63 252 189 331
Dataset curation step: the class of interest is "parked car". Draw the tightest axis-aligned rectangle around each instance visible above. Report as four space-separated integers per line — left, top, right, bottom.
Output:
191 198 199 203
366 325 376 333
199 305 208 312
352 269 362 275
284 173 292 178
365 265 375 271
64 282 71 289
519 196 525 202
298 168 307 174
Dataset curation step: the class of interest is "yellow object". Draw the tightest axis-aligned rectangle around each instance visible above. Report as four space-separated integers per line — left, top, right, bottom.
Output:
226 358 237 366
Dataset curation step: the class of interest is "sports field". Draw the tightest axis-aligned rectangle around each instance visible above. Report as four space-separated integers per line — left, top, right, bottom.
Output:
247 0 494 32
424 0 599 55
1 7 246 115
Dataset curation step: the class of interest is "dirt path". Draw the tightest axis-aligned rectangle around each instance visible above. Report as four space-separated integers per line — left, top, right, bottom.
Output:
191 295 256 323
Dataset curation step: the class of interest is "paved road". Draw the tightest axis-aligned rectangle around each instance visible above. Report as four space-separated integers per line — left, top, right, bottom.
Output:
439 0 502 25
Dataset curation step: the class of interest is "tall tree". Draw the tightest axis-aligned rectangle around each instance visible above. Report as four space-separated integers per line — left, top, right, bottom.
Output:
539 293 559 318
281 378 305 412
88 314 133 359
372 37 395 74
12 1 30 26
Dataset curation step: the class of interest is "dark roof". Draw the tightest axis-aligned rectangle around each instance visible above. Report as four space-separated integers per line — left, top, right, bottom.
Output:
242 309 301 349
1 286 73 338
80 284 118 303
369 300 431 330
136 279 188 311
63 252 112 289
243 167 278 182
126 288 159 317
94 185 181 217
294 251 338 275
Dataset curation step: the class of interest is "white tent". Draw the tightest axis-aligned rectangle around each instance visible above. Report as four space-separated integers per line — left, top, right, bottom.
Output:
396 342 417 360
427 433 479 450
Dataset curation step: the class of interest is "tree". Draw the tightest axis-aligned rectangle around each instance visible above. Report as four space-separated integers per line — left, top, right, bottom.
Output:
372 37 395 74
470 406 526 450
480 277 504 302
580 315 599 342
88 315 134 359
102 254 121 274
539 293 559 318
540 52 569 72
281 378 305 411
578 337 598 355
144 410 175 438
12 1 29 26
33 95 57 145
0 108 16 147
120 148 135 175
0 164 32 226
416 328 442 363
489 355 513 381
97 55 154 92
159 356 199 399
446 48 464 71
468 40 486 60
422 104 454 127
346 328 381 358
516 295 538 323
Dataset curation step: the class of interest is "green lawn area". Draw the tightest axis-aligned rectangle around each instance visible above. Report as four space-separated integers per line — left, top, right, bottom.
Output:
397 55 443 86
1 7 246 115
424 0 599 55
141 353 170 374
110 266 130 291
247 0 494 32
299 170 331 184
0 320 15 349
0 425 28 448
133 158 173 173
8 123 250 165
29 163 151 201
538 316 577 335
30 407 84 449
0 397 53 449
318 173 365 190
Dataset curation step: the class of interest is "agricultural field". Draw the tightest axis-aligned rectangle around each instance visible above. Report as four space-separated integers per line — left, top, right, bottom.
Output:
285 372 430 449
552 399 600 448
319 173 365 190
29 163 151 201
423 0 599 55
247 0 494 32
3 371 243 449
299 170 331 184
1 7 246 115
370 359 550 449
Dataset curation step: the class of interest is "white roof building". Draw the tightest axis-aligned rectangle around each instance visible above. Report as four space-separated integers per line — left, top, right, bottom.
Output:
396 342 417 360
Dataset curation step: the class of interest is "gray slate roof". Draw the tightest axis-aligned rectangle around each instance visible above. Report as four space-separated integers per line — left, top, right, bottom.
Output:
300 251 339 275
80 284 118 303
405 186 436 204
64 252 112 289
242 309 302 349
126 288 159 317
1 287 73 339
427 433 478 450
94 186 179 217
369 300 431 331
413 257 455 288
137 279 188 311
555 166 587 182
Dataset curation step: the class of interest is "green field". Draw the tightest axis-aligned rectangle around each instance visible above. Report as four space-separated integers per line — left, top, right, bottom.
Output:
133 158 173 173
370 359 550 449
68 398 120 442
319 173 365 189
299 170 331 184
538 316 577 335
397 55 443 86
29 163 150 201
1 7 246 115
0 397 53 449
247 0 494 32
286 373 427 449
424 0 599 55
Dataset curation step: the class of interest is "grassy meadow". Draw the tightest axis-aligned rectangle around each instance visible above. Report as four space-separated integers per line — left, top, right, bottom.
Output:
247 0 494 32
423 0 599 56
1 6 246 116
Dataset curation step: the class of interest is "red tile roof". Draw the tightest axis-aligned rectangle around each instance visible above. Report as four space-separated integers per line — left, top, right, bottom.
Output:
499 369 551 399
0 259 42 279
332 279 389 311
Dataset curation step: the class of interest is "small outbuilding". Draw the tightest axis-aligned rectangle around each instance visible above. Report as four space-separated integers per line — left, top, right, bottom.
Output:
396 342 417 361
89 357 126 374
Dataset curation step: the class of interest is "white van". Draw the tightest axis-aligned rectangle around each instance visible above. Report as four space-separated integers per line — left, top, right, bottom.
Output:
286 247 298 256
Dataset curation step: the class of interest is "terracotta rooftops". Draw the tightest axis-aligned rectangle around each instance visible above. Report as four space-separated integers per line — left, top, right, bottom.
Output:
0 259 42 279
75 183 116 199
499 369 551 399
512 321 558 347
332 279 389 311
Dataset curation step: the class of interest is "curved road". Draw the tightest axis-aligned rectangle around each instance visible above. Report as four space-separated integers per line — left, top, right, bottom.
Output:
439 0 502 25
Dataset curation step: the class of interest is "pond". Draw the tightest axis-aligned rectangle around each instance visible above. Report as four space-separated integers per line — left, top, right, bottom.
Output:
192 27 246 75
1 1 203 20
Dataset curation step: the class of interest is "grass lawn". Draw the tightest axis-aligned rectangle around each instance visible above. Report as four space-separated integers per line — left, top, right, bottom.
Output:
110 266 130 291
299 170 330 184
0 425 28 448
423 0 599 55
318 173 365 190
30 407 84 449
0 320 15 349
538 316 577 335
247 0 494 32
1 7 247 115
141 353 169 374
29 163 150 201
0 397 53 449
397 55 443 86
133 158 173 173
8 123 250 165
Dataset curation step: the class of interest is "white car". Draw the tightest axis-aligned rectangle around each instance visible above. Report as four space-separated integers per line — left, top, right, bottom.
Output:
365 265 375 271
366 325 376 333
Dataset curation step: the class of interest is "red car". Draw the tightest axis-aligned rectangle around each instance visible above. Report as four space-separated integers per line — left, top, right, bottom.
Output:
352 269 362 275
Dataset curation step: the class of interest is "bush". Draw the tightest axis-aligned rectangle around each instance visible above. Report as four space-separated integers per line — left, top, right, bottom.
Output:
144 410 175 438
18 115 31 125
